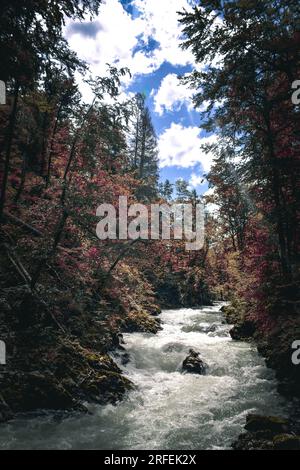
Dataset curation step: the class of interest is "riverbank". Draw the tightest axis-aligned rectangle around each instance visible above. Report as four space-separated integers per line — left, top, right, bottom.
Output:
0 248 163 423
0 217 214 425
221 301 300 398
232 414 300 450
221 301 300 449
0 304 289 450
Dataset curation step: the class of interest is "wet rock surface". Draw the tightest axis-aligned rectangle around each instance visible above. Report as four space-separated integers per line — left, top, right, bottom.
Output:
182 349 208 375
245 414 289 434
229 321 256 341
221 302 300 400
0 284 163 423
232 414 300 450
122 311 162 334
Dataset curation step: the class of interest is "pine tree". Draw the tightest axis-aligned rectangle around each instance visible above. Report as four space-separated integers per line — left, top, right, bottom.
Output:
207 149 250 251
128 94 159 200
179 0 300 274
175 179 191 202
160 179 174 200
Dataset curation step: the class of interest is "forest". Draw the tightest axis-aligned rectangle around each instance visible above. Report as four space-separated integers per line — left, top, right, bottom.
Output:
0 0 299 452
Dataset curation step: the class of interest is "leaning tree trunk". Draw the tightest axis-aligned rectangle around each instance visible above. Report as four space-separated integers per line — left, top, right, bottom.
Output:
14 150 28 203
30 209 69 289
61 99 95 204
0 81 20 224
46 102 63 188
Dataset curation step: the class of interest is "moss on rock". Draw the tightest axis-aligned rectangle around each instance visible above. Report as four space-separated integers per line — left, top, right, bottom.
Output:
273 434 300 450
122 311 162 334
245 414 289 434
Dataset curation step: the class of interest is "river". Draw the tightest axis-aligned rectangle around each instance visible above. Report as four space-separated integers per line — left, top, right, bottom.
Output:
0 303 289 449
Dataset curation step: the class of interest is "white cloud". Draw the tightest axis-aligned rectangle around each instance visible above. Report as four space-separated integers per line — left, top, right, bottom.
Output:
188 173 206 189
203 187 219 215
152 73 211 116
65 0 196 88
133 0 196 68
158 123 218 173
66 0 143 81
152 73 194 115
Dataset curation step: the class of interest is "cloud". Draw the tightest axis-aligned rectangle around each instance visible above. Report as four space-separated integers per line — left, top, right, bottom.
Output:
158 123 218 173
65 0 196 84
188 173 206 189
152 73 194 115
65 0 143 79
203 187 219 215
68 21 103 37
152 72 212 116
133 0 196 68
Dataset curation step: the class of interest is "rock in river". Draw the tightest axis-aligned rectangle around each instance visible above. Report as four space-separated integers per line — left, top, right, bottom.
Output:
182 349 208 375
244 414 289 434
229 321 256 341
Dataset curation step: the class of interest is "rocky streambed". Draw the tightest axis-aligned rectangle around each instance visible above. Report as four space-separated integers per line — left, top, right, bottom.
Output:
0 303 294 450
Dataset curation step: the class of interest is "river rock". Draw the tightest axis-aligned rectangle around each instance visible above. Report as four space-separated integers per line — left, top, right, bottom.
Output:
206 324 217 333
229 321 256 341
232 415 296 450
182 349 208 375
122 311 162 334
273 434 300 450
232 431 274 450
245 414 289 434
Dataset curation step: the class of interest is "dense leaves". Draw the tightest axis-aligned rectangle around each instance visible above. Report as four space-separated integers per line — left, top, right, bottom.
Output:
181 0 300 332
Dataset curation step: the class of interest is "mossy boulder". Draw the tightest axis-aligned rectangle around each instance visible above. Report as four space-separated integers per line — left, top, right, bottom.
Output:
232 415 292 450
122 311 162 334
273 434 300 450
221 304 243 324
229 321 256 341
0 371 76 412
232 432 274 450
80 371 132 404
245 414 289 434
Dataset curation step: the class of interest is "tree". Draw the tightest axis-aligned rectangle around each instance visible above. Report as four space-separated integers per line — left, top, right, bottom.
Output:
175 179 192 202
0 0 103 222
159 179 174 200
207 149 250 251
128 94 159 200
179 0 300 275
61 66 130 205
128 93 145 170
43 71 81 185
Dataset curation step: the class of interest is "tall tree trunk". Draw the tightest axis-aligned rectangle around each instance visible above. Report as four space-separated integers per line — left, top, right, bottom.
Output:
46 102 63 187
265 112 290 274
61 99 95 204
30 210 69 289
139 117 146 179
133 114 140 169
0 82 20 224
14 150 27 203
40 112 50 177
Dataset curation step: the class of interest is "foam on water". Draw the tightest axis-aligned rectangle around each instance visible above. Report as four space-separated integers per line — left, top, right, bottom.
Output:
0 303 289 449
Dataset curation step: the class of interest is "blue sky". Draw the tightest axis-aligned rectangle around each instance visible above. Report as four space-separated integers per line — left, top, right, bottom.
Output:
65 0 218 196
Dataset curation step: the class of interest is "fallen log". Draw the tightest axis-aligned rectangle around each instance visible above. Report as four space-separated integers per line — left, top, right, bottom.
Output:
4 212 42 237
3 243 32 285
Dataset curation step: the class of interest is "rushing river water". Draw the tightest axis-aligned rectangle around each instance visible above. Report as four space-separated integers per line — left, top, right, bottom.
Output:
0 303 289 450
